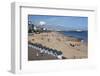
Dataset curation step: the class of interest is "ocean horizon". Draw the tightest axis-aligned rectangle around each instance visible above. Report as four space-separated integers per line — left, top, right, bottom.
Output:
59 31 88 42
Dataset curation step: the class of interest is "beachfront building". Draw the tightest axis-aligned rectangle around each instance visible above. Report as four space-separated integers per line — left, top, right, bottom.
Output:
28 21 47 33
28 21 35 33
34 24 47 31
28 21 34 30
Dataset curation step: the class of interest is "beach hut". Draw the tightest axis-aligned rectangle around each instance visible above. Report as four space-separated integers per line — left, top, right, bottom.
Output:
56 51 63 59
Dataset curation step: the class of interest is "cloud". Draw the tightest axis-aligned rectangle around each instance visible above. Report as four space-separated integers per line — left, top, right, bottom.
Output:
39 21 46 25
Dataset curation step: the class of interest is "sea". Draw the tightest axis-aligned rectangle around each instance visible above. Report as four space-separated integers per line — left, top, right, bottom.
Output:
60 31 88 42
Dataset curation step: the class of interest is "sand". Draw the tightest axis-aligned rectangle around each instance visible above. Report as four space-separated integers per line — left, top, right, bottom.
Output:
28 32 88 59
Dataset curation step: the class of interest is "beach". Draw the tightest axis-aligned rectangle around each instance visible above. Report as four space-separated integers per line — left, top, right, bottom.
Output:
28 31 88 60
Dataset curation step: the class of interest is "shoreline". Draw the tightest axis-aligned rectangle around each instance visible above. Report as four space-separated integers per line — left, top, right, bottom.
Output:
58 31 88 42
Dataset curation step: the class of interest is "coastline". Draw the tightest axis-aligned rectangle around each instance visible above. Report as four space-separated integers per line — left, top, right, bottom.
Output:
28 31 88 60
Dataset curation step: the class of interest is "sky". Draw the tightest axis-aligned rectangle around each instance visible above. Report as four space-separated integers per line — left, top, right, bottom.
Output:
28 15 88 31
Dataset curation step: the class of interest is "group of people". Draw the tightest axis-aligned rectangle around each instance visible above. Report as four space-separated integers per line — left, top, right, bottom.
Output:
28 42 64 59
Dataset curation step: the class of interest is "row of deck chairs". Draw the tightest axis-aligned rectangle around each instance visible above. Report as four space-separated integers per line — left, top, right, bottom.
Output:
28 42 64 59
